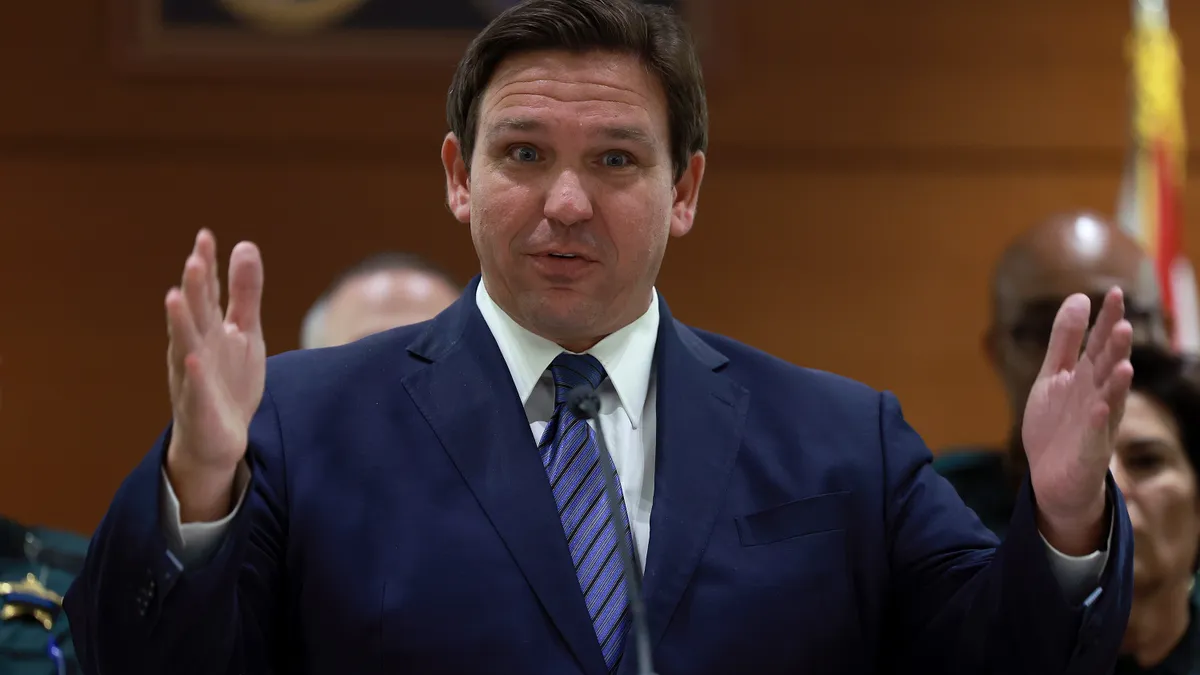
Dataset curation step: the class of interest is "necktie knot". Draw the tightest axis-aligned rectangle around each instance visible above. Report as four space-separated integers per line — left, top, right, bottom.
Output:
549 353 607 405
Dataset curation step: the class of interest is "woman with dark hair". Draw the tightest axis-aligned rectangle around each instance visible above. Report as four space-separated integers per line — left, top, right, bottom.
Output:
1113 345 1200 674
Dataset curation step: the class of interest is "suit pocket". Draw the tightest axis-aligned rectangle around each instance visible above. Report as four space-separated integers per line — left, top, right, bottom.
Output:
735 491 849 546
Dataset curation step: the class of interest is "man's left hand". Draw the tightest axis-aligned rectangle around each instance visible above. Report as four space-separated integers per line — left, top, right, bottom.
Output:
1022 287 1134 556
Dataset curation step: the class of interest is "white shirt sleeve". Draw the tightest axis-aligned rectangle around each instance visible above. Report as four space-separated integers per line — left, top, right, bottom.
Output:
1038 511 1114 606
159 461 252 568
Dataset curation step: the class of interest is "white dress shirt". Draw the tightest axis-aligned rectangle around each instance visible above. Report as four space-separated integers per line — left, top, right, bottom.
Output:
161 280 1109 602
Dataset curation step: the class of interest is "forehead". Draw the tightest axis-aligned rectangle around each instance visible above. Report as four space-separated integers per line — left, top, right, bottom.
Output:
1119 392 1181 444
1008 263 1144 303
998 270 1159 331
478 49 669 142
328 270 454 316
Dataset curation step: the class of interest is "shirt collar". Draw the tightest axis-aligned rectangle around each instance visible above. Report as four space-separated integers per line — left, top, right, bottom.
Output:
475 279 659 428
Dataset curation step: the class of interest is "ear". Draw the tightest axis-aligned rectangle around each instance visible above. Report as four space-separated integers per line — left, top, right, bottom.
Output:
441 132 471 225
669 151 706 238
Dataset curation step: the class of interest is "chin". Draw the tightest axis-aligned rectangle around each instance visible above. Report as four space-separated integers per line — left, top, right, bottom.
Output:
1130 559 1163 596
1131 557 1146 584
521 296 602 337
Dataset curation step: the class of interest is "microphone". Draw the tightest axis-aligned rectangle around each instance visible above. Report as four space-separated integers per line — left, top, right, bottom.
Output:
567 385 657 675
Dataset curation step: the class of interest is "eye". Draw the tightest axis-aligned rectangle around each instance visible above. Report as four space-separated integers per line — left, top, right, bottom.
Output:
601 151 633 168
507 145 539 162
1125 453 1165 473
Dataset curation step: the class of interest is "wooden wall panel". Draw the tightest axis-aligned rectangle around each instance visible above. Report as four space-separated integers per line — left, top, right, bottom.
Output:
4 0 1200 154
3 0 1200 534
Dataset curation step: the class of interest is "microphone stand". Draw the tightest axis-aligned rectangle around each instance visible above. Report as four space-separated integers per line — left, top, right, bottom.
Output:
569 387 657 675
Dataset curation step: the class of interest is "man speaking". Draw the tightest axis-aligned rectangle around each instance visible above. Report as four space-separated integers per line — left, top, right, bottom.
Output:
65 0 1135 673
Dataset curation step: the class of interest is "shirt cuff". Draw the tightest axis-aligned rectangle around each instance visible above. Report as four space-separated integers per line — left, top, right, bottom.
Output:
1038 508 1114 606
159 461 252 568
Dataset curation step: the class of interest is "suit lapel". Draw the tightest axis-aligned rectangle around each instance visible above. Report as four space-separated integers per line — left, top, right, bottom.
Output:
641 304 749 652
401 279 609 675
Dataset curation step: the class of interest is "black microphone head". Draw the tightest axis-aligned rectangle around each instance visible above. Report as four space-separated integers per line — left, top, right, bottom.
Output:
566 385 601 419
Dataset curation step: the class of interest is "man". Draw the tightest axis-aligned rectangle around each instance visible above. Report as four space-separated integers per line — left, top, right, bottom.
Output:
64 1 1135 673
299 252 460 349
936 211 1166 538
0 367 89 675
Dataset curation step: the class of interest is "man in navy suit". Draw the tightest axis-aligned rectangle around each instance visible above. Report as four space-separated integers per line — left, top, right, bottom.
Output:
64 0 1136 673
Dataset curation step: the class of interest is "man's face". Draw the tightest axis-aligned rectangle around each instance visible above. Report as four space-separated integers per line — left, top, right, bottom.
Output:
989 269 1165 426
441 49 705 350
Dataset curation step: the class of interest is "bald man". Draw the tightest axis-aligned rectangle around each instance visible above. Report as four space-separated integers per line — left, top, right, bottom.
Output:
300 253 461 349
935 211 1168 539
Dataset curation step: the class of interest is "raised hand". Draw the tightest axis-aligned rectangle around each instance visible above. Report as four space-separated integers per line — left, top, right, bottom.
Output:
163 229 266 521
1021 287 1135 555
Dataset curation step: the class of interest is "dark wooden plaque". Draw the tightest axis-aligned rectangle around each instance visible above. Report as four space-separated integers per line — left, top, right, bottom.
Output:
109 0 728 82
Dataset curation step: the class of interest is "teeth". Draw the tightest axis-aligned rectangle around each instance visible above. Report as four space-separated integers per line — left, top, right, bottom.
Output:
550 253 576 258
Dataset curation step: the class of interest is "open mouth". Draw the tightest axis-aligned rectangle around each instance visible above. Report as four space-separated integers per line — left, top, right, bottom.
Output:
531 252 594 278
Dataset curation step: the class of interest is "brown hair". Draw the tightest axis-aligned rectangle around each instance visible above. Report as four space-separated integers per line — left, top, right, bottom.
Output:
446 0 708 183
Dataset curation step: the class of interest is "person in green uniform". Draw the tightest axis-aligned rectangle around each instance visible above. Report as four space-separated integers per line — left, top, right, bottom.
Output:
1 372 89 674
1110 344 1200 674
934 211 1167 538
0 520 88 674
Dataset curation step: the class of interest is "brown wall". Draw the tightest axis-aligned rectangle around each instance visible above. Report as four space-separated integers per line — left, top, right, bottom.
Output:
3 0 1199 535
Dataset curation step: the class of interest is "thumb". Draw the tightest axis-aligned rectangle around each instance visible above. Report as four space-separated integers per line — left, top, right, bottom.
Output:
225 241 264 333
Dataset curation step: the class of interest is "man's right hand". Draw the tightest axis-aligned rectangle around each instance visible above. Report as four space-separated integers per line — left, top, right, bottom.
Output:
164 229 266 523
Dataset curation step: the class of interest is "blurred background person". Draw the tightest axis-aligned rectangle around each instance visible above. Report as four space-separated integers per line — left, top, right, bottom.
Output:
300 252 461 349
936 211 1168 538
0 362 88 675
1112 344 1200 674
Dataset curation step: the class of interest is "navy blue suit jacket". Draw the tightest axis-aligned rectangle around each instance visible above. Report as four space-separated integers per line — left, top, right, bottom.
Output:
65 278 1132 674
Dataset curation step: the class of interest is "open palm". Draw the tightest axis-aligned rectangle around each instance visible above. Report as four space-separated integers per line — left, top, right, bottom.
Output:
165 229 266 473
1022 288 1134 543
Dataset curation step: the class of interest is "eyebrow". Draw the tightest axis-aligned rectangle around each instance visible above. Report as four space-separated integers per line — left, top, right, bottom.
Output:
484 118 657 148
485 118 547 143
1120 438 1178 454
600 125 657 149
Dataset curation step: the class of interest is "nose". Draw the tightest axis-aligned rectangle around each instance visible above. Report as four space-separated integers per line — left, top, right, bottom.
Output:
544 169 593 226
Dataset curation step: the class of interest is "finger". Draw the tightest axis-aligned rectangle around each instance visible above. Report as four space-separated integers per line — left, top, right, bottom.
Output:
225 241 264 333
1086 401 1112 443
195 229 223 326
1093 319 1133 384
1104 358 1135 431
165 287 200 372
1040 293 1091 377
182 253 211 335
1083 287 1125 364
180 351 212 410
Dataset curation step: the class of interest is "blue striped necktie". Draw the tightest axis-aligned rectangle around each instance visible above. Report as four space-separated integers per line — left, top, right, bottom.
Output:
538 352 632 670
